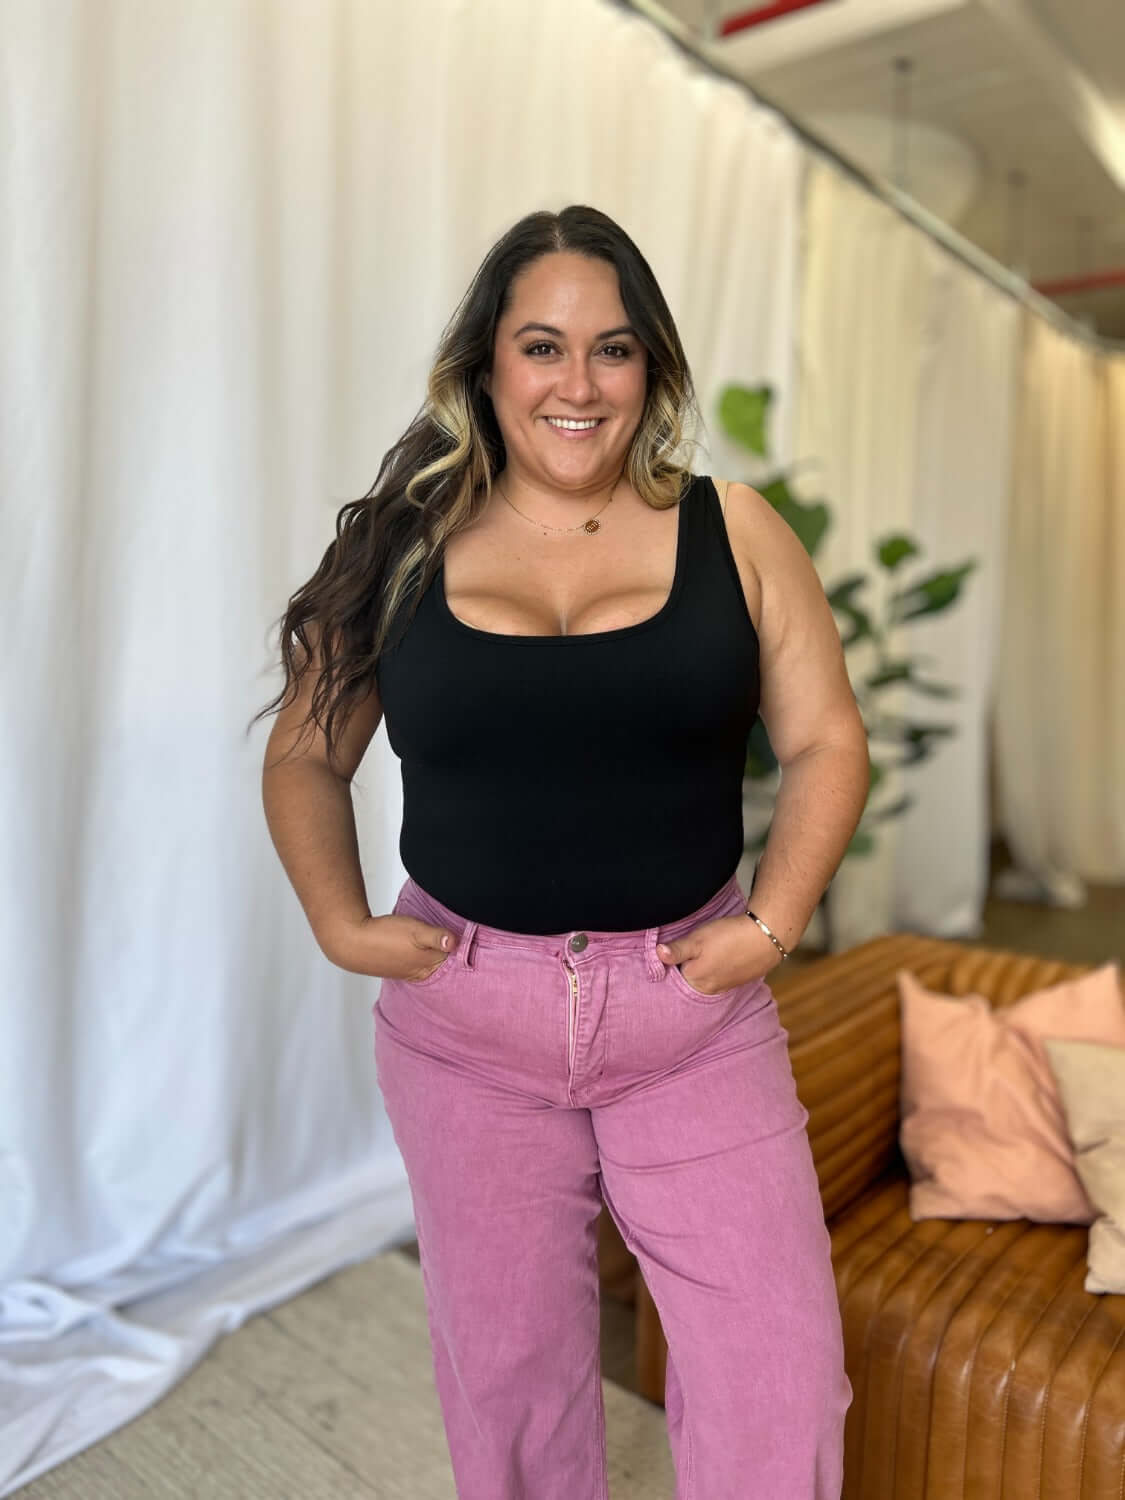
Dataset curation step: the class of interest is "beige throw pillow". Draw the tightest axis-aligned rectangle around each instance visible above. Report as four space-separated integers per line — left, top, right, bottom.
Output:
1043 1038 1125 1294
897 963 1125 1223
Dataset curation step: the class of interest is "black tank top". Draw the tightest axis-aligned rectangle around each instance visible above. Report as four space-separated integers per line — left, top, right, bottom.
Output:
375 474 761 933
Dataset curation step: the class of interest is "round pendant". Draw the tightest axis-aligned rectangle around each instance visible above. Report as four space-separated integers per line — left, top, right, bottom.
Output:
583 518 600 533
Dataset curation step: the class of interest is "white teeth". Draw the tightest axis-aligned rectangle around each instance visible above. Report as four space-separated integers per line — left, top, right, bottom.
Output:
546 417 601 430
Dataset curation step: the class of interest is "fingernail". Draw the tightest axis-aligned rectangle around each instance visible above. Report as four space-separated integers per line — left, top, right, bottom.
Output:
442 934 452 950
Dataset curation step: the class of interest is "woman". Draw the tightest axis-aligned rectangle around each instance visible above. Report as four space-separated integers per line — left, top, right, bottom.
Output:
256 205 867 1500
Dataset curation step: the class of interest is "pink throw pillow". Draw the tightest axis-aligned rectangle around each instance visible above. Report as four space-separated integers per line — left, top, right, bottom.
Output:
897 962 1125 1222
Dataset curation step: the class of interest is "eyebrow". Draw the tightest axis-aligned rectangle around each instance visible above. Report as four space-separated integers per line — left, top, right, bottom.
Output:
512 322 638 341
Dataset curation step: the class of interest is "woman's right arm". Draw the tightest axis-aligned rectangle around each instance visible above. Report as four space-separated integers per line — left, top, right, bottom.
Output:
260 625 453 977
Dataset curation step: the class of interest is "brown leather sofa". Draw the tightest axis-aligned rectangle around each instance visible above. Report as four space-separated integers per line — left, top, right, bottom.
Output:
600 934 1125 1499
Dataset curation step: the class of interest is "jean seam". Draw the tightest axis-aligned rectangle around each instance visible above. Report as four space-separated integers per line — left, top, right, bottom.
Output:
685 1403 696 1500
593 1329 610 1500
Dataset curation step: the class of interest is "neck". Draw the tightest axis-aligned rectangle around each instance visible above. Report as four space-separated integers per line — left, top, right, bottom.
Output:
496 468 622 510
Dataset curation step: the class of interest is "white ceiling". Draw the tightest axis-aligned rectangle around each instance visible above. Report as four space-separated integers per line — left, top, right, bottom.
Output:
643 0 1125 337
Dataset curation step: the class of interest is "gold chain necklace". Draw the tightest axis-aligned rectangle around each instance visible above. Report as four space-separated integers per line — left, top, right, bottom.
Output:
497 473 619 534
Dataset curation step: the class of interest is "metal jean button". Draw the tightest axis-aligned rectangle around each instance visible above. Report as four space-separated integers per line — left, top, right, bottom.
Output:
568 933 589 952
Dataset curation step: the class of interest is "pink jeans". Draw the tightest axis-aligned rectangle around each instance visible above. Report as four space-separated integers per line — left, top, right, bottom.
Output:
373 870 852 1499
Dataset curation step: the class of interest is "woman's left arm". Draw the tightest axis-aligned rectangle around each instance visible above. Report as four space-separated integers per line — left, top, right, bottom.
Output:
654 481 870 986
729 480 870 961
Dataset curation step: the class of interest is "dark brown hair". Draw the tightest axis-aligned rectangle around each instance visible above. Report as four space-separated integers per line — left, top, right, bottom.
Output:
248 205 702 774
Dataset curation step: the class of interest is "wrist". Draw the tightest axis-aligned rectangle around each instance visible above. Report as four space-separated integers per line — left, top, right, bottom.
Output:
318 910 377 969
743 905 791 966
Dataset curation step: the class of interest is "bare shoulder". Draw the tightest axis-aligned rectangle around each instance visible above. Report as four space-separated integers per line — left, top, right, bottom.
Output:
715 478 826 644
717 478 864 762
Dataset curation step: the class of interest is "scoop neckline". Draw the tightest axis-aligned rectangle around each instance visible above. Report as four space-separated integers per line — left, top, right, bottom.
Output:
436 478 694 646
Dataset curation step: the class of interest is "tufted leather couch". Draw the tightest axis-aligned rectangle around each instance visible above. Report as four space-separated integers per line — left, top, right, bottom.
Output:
609 934 1125 1499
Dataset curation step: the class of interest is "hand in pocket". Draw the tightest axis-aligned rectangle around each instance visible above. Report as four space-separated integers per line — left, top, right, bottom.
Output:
323 913 458 980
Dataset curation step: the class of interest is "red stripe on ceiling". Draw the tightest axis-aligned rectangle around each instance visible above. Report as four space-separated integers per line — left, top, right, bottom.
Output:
719 0 837 38
1032 268 1125 297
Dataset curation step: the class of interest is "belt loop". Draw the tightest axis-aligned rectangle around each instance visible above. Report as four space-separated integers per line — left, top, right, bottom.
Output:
458 920 480 970
643 925 665 982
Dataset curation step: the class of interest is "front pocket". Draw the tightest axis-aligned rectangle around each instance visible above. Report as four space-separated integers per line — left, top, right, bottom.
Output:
403 952 454 987
391 887 462 987
664 962 741 1004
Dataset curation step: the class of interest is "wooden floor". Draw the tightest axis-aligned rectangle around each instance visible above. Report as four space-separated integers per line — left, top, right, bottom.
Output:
17 1253 437 1499
11 1247 652 1500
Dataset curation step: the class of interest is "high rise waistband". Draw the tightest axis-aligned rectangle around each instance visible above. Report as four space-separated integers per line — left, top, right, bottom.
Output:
396 870 748 967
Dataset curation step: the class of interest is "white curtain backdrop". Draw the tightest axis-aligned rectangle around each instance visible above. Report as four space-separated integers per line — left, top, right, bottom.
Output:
0 0 803 1489
893 230 1024 934
991 316 1125 892
792 161 1021 948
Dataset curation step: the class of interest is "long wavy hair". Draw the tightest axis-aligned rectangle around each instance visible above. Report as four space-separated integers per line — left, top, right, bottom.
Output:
248 204 703 774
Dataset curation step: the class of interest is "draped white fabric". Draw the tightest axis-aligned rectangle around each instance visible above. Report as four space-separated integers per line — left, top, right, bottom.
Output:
0 0 804 1489
991 317 1125 892
793 162 1022 948
891 242 1024 933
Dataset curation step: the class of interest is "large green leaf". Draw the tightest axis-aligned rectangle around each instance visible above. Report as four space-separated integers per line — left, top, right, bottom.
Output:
865 714 953 738
865 660 913 689
757 476 831 558
826 574 874 646
717 384 772 457
744 717 779 779
846 829 876 856
889 561 978 622
877 534 921 571
864 793 915 823
864 718 958 765
864 660 959 697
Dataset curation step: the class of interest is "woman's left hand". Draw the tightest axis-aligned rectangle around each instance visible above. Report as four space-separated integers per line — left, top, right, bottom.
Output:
656 914 785 995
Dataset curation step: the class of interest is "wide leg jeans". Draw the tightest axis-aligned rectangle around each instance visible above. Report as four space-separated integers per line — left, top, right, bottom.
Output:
373 871 853 1499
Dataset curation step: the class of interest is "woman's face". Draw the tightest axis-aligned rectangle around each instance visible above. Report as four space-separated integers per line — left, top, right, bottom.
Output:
484 252 649 495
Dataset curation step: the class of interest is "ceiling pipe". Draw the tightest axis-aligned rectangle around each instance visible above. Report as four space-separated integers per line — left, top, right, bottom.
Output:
620 0 1124 349
713 3 1122 313
719 0 838 38
1032 268 1125 297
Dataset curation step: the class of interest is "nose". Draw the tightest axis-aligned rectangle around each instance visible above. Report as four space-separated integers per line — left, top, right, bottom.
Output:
553 357 599 405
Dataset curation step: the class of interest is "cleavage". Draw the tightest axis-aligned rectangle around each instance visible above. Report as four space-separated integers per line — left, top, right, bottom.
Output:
443 511 679 638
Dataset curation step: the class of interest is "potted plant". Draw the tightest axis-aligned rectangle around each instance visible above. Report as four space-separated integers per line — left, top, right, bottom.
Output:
719 382 978 952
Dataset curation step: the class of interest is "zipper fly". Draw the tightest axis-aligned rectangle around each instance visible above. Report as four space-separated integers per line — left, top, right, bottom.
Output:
565 960 579 1073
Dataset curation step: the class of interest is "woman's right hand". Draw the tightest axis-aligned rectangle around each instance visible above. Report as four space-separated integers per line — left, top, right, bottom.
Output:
322 913 457 980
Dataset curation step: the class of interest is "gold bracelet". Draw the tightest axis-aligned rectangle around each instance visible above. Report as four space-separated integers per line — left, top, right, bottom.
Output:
744 906 789 961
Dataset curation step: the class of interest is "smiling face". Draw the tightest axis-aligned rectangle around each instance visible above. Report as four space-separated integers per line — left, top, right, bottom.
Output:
484 252 650 500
